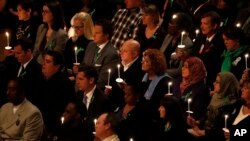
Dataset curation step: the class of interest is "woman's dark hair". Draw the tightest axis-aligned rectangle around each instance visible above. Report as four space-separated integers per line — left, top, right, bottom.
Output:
17 0 33 12
222 25 247 45
160 95 185 125
44 0 65 30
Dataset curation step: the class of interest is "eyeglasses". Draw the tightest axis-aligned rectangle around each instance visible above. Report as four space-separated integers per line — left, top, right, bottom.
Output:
72 25 84 29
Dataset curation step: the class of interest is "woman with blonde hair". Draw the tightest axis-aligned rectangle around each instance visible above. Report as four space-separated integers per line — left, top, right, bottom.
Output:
64 12 94 70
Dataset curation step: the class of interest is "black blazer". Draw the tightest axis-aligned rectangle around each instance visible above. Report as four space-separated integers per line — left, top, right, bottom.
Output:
77 87 111 141
192 32 225 88
15 58 43 104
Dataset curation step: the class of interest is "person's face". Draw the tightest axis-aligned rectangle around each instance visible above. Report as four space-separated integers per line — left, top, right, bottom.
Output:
14 45 31 64
141 56 152 72
17 5 31 21
42 55 59 79
76 72 93 92
42 5 53 23
63 102 78 123
213 76 221 93
222 34 239 51
120 44 135 64
158 105 166 119
95 114 109 139
142 13 153 25
72 19 84 37
241 83 250 104
93 25 108 45
124 86 137 104
182 62 190 78
200 17 217 36
167 20 178 35
7 80 19 104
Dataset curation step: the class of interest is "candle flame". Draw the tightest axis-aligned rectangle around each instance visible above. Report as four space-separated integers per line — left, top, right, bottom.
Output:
172 14 177 19
5 32 9 37
195 29 200 34
236 23 241 28
130 138 134 141
181 31 185 35
245 54 249 58
168 82 172 86
94 119 97 125
108 69 111 73
117 64 120 68
188 98 192 103
74 47 77 51
61 117 64 124
225 114 228 119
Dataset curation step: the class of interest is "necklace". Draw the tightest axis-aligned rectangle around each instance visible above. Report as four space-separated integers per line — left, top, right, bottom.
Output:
16 24 31 39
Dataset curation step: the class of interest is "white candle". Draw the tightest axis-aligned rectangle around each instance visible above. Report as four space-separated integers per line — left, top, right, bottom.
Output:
6 32 9 46
224 115 228 129
180 31 185 45
168 82 172 94
94 119 97 126
61 117 64 124
117 64 121 78
245 54 248 69
195 29 199 37
108 69 111 86
74 47 78 63
188 98 192 111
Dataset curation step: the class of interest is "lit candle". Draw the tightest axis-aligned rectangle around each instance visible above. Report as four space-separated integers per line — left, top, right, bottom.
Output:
236 22 241 28
195 29 200 37
61 117 64 124
117 64 121 78
224 115 228 129
188 98 192 112
6 32 9 46
168 82 172 94
94 119 97 126
172 14 177 19
108 69 111 86
74 47 78 63
130 138 134 141
180 31 185 45
245 54 248 69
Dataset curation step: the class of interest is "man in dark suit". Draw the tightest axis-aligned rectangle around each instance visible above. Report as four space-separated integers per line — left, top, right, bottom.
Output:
83 19 120 89
192 11 225 89
37 50 75 137
76 65 111 141
13 38 43 104
108 39 144 109
0 78 43 140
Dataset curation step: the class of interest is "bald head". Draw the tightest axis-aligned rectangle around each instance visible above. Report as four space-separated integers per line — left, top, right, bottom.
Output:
120 39 140 64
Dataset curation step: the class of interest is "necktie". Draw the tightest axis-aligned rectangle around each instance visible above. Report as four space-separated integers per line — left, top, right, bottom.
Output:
83 95 87 106
94 47 100 63
18 65 25 77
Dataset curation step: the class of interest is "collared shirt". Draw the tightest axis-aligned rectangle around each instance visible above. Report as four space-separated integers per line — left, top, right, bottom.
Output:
84 85 96 109
122 57 138 71
206 33 216 42
111 8 142 49
18 56 33 77
102 134 120 141
13 98 26 114
97 41 109 53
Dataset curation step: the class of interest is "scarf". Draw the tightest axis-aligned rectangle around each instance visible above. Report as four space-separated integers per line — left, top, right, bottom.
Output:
221 46 247 72
142 73 170 100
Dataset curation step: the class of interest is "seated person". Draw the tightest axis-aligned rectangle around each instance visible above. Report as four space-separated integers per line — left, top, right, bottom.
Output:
0 78 44 140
